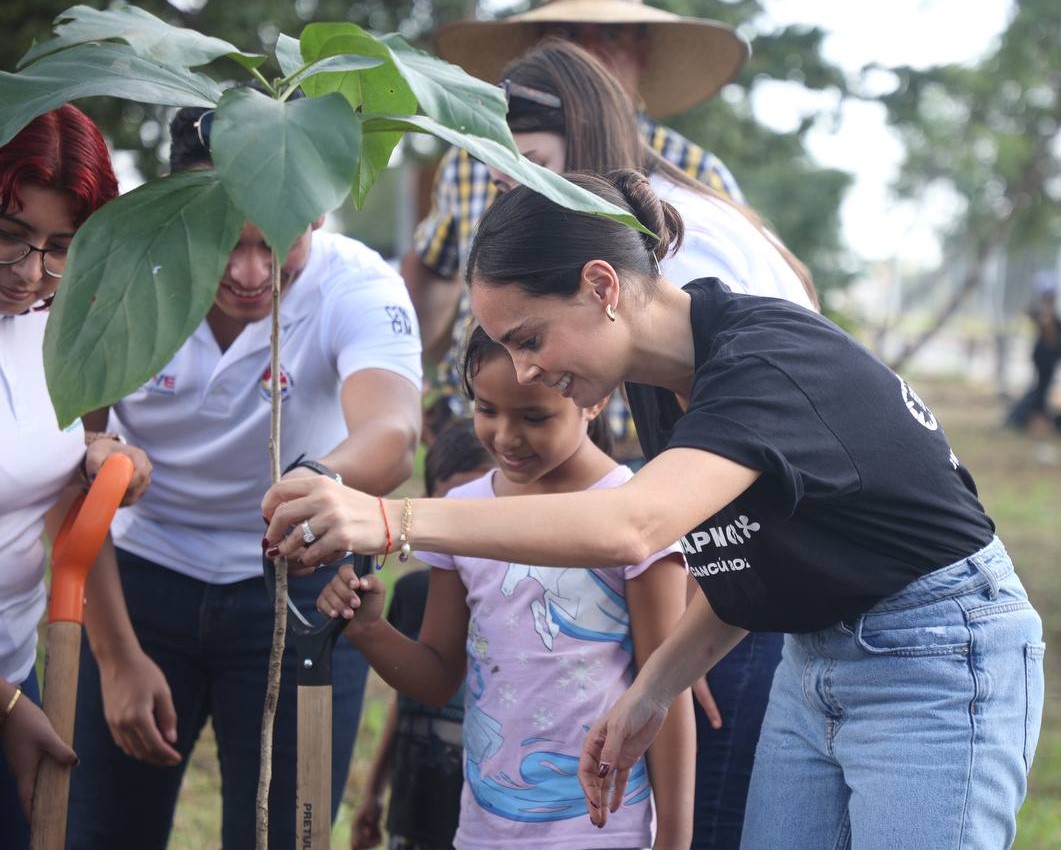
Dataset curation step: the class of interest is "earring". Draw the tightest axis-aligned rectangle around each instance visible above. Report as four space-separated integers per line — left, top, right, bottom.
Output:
605 304 617 322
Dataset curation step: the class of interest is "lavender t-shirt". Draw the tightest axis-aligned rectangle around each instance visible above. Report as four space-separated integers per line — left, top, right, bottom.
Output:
417 465 683 850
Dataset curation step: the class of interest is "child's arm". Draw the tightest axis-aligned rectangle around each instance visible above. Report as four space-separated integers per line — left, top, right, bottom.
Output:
627 553 695 850
318 565 468 707
350 697 397 850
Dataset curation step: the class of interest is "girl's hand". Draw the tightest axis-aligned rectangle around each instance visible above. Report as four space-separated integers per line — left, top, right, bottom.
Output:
692 676 722 729
83 436 152 505
1 692 78 818
317 569 386 636
579 685 668 828
262 477 388 567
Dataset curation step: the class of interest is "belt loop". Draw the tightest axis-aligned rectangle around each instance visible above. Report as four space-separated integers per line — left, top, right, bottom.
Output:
970 550 1000 600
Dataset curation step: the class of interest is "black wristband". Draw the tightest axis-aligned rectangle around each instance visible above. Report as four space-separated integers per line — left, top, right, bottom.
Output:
283 454 342 484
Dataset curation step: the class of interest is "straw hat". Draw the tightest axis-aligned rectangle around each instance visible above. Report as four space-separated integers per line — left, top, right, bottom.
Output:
434 0 749 119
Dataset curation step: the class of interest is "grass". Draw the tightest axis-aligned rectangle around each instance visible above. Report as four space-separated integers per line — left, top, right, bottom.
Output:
142 379 1061 847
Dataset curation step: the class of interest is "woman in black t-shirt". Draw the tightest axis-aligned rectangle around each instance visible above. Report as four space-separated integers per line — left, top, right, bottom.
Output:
264 171 1044 850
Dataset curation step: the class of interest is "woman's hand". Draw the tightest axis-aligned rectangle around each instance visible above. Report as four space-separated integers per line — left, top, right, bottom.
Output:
97 649 180 766
1 691 78 818
83 435 152 505
579 684 669 828
262 477 389 568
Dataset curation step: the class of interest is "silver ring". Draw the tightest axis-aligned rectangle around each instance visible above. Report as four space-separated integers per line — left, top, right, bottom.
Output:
301 520 318 545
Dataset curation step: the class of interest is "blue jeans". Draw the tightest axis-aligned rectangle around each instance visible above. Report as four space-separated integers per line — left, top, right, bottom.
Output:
67 549 369 850
0 672 41 850
740 537 1045 850
692 631 782 850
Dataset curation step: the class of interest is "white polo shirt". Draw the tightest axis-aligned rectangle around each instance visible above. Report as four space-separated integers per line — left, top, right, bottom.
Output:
652 174 815 310
0 312 85 682
109 230 422 584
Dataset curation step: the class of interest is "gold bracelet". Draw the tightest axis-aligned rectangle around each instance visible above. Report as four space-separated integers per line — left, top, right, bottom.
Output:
1 687 22 727
397 497 413 562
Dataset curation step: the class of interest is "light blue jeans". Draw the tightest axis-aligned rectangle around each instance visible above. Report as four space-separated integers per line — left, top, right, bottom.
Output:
740 537 1044 850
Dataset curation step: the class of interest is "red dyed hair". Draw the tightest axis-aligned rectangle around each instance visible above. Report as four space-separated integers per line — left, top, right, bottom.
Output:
0 104 118 226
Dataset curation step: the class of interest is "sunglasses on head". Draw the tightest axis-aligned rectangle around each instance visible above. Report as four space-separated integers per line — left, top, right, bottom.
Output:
193 109 215 152
500 79 562 110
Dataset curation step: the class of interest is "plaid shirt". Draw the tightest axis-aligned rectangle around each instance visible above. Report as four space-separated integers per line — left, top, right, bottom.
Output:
415 117 743 450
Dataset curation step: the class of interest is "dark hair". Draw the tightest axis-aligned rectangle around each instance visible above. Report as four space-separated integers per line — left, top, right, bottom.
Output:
500 39 819 309
461 324 613 456
0 105 118 226
467 169 683 304
424 418 492 498
503 37 642 173
169 106 212 173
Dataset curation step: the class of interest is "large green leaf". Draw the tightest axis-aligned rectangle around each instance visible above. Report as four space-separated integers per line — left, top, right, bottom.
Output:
209 88 362 257
44 170 243 427
298 23 416 207
0 41 222 146
18 4 264 70
362 114 654 236
381 34 513 151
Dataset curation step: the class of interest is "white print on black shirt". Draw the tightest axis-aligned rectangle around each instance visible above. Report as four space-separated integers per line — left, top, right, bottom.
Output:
681 514 761 556
689 557 752 578
898 377 938 431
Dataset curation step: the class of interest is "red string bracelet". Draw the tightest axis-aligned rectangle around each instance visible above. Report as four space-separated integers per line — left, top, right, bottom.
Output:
375 496 392 571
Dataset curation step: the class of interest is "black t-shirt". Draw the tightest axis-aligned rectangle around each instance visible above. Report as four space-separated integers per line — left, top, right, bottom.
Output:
626 279 994 633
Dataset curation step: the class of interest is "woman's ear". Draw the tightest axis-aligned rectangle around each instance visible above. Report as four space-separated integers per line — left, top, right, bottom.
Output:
583 393 611 423
580 259 621 313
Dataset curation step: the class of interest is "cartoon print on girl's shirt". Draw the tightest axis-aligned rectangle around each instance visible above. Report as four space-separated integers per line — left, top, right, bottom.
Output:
460 567 649 823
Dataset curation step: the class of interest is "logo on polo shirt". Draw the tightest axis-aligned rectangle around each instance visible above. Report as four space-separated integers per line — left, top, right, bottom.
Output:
260 365 294 402
898 377 938 430
145 373 178 396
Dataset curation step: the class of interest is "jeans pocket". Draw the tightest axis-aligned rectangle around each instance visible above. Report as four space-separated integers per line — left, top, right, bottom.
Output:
854 599 970 657
1024 641 1046 772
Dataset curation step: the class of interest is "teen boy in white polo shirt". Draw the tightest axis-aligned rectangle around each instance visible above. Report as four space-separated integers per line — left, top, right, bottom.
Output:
66 105 423 850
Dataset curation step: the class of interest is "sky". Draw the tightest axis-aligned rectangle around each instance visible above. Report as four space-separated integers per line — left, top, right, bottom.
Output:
487 0 1015 266
752 0 1014 265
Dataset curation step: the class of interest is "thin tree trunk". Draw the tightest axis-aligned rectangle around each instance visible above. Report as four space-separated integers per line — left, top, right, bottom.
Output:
257 253 288 850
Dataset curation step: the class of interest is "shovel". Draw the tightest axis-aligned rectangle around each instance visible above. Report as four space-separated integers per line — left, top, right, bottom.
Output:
30 453 134 850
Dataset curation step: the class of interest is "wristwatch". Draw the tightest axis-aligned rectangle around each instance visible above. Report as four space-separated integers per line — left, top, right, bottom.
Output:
284 455 343 485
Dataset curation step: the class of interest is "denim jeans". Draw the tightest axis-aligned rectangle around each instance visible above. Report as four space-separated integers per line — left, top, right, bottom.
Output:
67 549 369 850
693 631 782 850
0 672 41 850
740 537 1045 850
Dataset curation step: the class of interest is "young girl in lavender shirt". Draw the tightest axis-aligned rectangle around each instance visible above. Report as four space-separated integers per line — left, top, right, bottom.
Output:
318 326 693 850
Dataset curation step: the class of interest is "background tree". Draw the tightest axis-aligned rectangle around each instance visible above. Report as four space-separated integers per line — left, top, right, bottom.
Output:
875 0 1060 370
4 0 860 302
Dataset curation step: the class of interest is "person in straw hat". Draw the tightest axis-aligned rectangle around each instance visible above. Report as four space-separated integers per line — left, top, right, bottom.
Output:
404 0 750 408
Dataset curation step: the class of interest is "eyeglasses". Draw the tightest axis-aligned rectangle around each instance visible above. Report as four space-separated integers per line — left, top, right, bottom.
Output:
500 79 562 110
193 109 215 152
0 230 67 279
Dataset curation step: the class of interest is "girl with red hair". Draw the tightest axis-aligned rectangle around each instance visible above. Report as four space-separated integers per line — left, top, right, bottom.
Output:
0 105 159 848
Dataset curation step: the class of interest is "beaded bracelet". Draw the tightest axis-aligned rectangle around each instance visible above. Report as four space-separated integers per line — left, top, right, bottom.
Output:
398 498 413 562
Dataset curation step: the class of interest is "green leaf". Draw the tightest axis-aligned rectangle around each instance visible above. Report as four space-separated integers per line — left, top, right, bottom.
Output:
285 54 384 94
0 41 222 146
18 4 264 70
363 114 654 236
44 170 243 427
275 33 303 78
210 88 362 257
381 34 513 151
298 23 416 206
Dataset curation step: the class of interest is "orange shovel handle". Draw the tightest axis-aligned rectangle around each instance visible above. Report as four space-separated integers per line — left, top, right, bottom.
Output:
48 453 134 623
